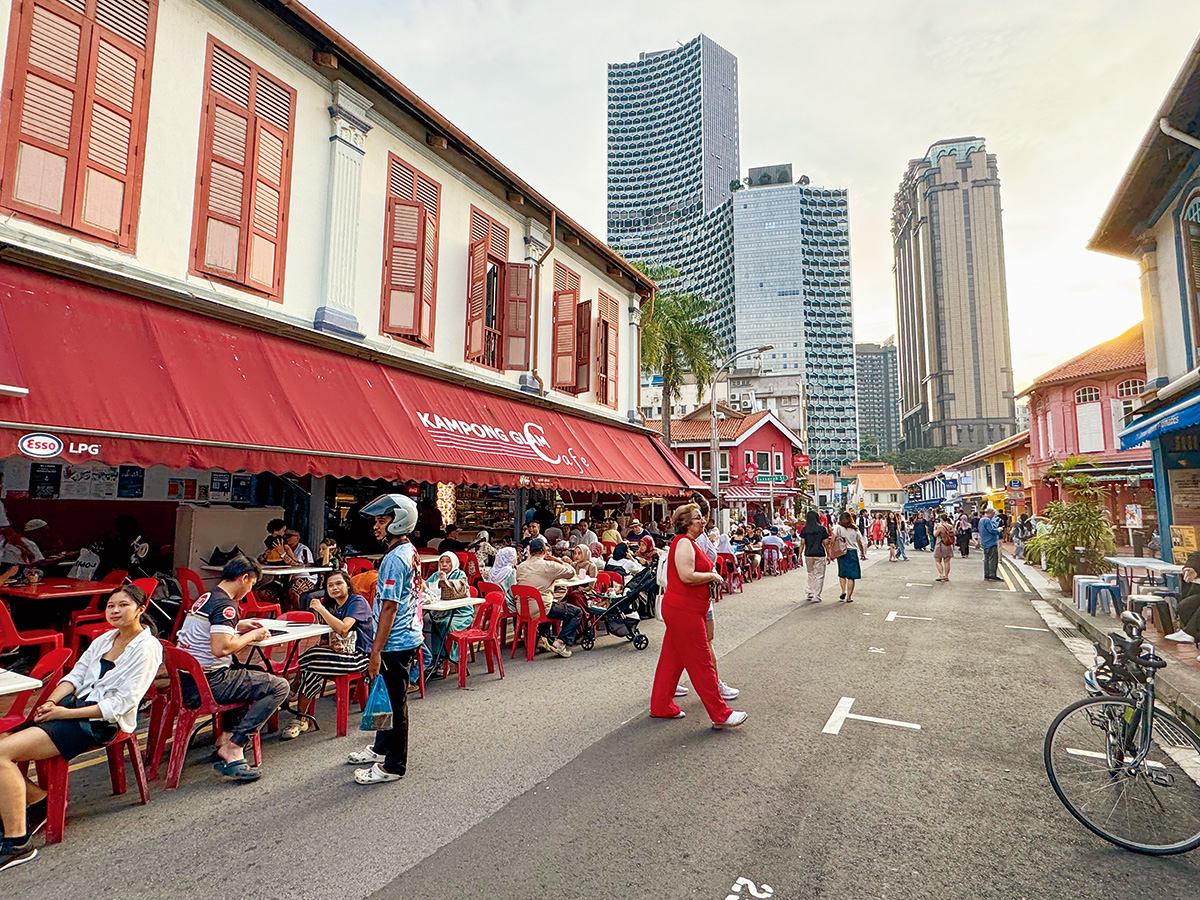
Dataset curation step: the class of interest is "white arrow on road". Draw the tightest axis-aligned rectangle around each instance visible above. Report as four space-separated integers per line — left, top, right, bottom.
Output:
885 611 933 623
822 697 921 735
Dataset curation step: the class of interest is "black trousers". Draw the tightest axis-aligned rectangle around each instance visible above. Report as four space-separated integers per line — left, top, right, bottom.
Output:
1180 593 1200 638
371 649 416 776
984 546 999 580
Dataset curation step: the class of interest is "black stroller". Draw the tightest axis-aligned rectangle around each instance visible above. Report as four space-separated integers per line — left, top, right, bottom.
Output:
577 566 656 651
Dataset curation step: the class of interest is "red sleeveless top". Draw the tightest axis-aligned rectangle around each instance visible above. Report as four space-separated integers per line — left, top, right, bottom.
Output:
664 534 715 614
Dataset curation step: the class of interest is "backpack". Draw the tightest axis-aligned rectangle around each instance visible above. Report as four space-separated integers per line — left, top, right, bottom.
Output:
824 532 849 560
941 526 955 546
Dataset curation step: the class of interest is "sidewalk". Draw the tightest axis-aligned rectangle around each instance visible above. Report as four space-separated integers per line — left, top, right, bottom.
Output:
1010 550 1200 733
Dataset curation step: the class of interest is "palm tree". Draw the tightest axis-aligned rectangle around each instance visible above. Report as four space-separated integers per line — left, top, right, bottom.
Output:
634 261 719 445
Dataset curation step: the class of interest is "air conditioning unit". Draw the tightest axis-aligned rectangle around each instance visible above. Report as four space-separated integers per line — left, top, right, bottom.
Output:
729 392 738 403
740 400 753 412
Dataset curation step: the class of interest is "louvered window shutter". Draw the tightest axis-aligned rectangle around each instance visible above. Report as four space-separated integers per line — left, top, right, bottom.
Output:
595 317 608 402
552 289 577 387
501 262 531 370
1190 222 1200 356
574 298 591 393
418 207 436 345
465 238 487 360
3 0 154 247
382 197 422 337
605 321 619 407
598 292 620 408
193 41 292 297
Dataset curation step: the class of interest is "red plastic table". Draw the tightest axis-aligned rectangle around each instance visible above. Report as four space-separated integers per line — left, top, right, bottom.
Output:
0 578 117 601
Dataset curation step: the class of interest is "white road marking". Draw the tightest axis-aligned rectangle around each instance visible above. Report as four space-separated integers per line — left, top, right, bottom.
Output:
906 583 933 587
987 588 1015 593
899 595 910 599
885 610 933 623
868 647 886 653
1065 747 1166 769
822 697 921 735
1005 625 1050 632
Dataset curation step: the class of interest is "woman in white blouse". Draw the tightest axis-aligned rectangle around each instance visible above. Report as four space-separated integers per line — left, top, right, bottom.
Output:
0 583 161 871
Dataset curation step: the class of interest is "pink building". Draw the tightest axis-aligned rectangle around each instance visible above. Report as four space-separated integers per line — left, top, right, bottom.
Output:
1020 324 1154 535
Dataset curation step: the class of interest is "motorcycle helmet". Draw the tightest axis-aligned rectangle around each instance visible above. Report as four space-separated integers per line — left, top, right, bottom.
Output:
361 494 418 536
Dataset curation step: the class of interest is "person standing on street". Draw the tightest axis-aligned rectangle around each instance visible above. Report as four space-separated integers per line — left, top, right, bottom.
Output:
955 511 973 558
650 504 746 729
800 510 830 602
895 515 909 561
933 514 955 582
833 512 867 602
347 494 423 785
980 508 1003 582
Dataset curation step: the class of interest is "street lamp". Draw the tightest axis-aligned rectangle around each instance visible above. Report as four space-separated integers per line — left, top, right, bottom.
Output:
710 344 773 519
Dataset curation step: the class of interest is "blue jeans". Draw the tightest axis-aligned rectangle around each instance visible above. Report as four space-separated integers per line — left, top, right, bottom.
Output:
896 534 908 560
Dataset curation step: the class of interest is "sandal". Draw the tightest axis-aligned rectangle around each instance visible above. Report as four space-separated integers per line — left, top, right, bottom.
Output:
279 718 308 741
213 759 261 781
354 762 402 784
347 746 385 765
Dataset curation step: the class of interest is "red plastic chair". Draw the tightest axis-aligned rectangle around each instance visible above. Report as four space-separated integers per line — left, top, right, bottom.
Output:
594 572 624 594
262 610 315 679
174 567 206 639
239 590 282 620
0 647 73 735
763 546 782 576
36 728 148 844
150 644 262 789
65 570 128 633
0 599 63 656
717 554 743 593
458 552 483 589
601 541 618 557
443 594 506 689
475 581 514 644
344 557 374 577
509 584 558 661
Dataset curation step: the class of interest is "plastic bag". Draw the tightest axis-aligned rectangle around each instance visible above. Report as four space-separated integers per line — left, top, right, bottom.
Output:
359 674 393 731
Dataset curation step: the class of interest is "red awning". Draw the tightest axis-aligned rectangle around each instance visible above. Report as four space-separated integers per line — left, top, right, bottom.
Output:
0 301 27 397
0 264 704 494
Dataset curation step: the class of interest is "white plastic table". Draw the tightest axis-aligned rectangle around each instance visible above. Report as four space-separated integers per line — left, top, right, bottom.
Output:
1105 557 1184 595
0 668 40 697
201 565 333 577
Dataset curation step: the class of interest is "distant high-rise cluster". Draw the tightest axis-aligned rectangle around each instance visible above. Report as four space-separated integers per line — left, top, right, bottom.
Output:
892 136 1017 451
607 35 739 347
855 339 901 454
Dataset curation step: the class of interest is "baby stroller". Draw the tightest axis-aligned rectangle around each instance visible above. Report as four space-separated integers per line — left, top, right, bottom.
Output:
578 567 655 651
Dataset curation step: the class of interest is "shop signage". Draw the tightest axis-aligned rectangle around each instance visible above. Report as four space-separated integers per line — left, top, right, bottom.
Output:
416 412 590 475
1007 477 1024 490
793 454 810 469
943 478 958 491
17 432 102 459
741 463 759 484
1124 504 1143 529
755 474 787 484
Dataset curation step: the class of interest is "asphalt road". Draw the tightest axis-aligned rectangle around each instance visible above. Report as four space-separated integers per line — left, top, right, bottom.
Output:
10 548 1200 899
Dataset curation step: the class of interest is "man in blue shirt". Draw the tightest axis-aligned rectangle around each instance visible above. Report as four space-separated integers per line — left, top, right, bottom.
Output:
347 494 422 785
980 507 1003 582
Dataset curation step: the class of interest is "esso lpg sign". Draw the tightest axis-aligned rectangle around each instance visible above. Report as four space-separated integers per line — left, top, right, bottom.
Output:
17 433 63 458
17 433 101 459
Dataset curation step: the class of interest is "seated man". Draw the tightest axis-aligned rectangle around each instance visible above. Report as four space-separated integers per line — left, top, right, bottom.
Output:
625 519 648 543
515 538 580 658
175 555 288 782
519 521 542 554
761 527 787 568
437 525 468 553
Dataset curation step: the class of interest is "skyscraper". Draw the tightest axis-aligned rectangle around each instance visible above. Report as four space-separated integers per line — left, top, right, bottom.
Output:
607 35 738 347
892 136 1017 451
732 164 857 467
855 338 901 454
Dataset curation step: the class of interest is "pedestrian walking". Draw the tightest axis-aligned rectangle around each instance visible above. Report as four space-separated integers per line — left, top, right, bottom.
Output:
1012 513 1031 559
955 511 972 558
832 512 867 602
895 516 909 561
649 504 746 729
800 510 830 602
933 514 955 581
886 513 899 561
980 508 1003 582
348 494 423 785
912 515 929 552
869 515 885 548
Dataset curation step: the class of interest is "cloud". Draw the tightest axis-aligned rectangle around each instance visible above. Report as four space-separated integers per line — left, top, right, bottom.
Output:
304 0 1199 386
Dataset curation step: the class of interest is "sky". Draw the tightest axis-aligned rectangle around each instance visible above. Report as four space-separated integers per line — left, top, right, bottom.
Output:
305 0 1200 391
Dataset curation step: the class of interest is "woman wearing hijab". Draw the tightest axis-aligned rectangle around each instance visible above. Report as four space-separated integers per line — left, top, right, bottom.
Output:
955 511 973 558
800 510 831 602
636 534 658 566
605 542 645 578
487 546 519 612
469 530 497 572
588 541 607 567
424 551 473 670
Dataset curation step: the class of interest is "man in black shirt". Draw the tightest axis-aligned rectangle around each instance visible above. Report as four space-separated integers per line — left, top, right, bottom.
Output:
437 525 468 553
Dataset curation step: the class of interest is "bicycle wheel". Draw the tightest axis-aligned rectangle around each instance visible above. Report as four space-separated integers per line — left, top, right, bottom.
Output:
1045 696 1200 854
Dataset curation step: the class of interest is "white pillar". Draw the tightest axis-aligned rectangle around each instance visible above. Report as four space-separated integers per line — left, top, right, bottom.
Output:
314 81 373 339
627 298 642 423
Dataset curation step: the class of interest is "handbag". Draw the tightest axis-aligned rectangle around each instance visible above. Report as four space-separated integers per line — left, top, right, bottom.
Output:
205 545 244 567
359 674 393 731
824 533 848 560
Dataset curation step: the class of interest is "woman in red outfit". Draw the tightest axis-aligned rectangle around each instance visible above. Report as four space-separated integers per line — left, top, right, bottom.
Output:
650 504 748 729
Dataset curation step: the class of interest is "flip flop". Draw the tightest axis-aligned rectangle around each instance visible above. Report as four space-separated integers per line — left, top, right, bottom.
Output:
213 759 261 781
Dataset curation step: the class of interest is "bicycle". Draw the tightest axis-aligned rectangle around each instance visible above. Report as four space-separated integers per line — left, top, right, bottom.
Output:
1044 609 1200 854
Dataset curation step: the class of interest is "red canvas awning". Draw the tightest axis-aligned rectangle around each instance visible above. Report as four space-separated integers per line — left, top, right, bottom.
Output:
0 263 703 494
0 302 27 397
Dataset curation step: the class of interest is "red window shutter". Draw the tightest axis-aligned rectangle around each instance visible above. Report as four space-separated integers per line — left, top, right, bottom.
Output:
382 197 422 337
196 98 249 276
605 320 619 408
597 291 620 408
574 298 591 393
418 206 436 345
552 289 577 387
246 120 286 292
502 261 531 370
465 237 487 359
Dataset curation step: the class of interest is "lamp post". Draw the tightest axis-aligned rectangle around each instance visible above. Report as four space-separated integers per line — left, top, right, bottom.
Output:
710 344 773 520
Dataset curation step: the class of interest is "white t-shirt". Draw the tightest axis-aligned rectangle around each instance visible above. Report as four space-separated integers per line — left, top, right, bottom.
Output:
0 536 43 565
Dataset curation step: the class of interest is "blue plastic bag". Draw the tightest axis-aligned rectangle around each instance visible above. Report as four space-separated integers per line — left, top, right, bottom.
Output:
360 674 393 731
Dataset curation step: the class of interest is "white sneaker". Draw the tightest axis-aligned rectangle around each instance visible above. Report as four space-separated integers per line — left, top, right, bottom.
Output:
1165 630 1194 643
718 680 740 700
675 685 689 697
712 710 748 729
346 746 385 765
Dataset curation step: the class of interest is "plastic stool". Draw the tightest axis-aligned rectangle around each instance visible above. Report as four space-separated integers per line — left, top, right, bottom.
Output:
1084 582 1119 616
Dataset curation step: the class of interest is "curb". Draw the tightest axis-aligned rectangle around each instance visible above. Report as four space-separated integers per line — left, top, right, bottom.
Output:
999 557 1200 735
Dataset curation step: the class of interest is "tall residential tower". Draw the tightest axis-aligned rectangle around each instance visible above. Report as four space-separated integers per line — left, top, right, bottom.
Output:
733 164 858 467
607 35 738 347
892 137 1017 451
855 338 901 454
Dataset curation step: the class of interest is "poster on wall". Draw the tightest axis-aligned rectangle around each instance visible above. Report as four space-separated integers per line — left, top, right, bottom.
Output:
60 464 93 499
91 465 118 499
28 463 61 499
117 466 145 498
183 479 198 501
168 478 184 500
210 472 232 502
1169 469 1200 529
230 474 253 504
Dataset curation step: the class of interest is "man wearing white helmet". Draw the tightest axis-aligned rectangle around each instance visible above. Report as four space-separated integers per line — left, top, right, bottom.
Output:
347 494 423 785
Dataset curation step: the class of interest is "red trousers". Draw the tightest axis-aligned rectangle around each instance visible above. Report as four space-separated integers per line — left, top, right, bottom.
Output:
649 596 732 722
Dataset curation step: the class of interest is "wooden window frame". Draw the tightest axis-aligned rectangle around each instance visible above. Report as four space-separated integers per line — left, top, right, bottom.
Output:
0 0 159 251
380 152 440 348
552 261 581 393
1074 386 1101 405
596 289 620 409
189 37 295 302
465 205 518 371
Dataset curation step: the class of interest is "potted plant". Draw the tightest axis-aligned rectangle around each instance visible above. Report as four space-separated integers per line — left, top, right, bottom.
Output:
1024 459 1115 594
